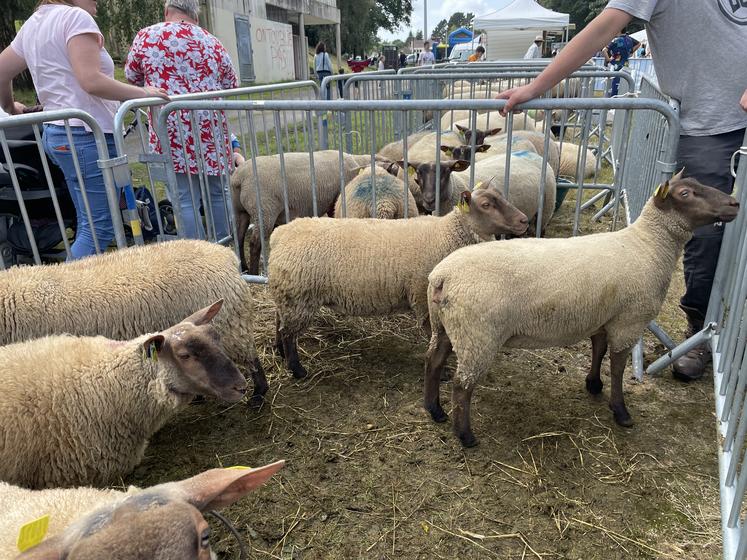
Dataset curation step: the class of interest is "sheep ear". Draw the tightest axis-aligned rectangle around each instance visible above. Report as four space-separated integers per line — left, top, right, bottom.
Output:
477 144 491 152
457 190 472 212
451 159 471 172
179 461 285 512
487 127 502 136
385 162 400 176
440 146 454 156
143 334 165 361
672 167 685 181
455 124 467 133
182 299 224 326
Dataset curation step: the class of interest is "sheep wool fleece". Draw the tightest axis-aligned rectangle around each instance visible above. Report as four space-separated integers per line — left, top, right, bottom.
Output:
428 199 689 389
0 240 259 372
0 334 190 489
269 210 489 331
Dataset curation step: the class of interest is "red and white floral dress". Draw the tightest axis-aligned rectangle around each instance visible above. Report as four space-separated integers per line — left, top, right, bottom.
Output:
125 22 238 176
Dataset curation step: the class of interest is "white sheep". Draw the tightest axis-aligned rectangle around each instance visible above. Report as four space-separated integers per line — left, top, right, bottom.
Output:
0 240 268 405
377 132 430 163
423 174 740 447
268 188 529 379
558 141 598 180
482 130 561 176
230 150 362 274
0 300 249 488
4 461 284 559
441 110 540 133
334 166 419 219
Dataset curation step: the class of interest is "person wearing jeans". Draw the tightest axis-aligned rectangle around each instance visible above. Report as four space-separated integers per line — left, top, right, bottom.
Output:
0 0 168 260
126 0 239 241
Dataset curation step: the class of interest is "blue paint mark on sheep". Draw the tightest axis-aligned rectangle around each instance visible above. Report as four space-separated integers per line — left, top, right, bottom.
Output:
352 176 401 200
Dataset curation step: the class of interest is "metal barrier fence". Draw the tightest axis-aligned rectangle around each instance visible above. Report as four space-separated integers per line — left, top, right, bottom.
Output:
0 109 127 268
646 131 747 560
151 96 676 276
591 57 657 91
111 81 320 245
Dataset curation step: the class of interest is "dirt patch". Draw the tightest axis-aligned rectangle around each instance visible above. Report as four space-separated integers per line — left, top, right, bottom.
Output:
128 194 721 559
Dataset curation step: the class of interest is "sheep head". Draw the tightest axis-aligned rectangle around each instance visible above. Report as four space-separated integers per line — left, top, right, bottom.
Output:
397 159 470 213
460 188 529 238
441 144 491 161
455 124 502 146
16 461 285 560
653 172 739 229
144 300 248 403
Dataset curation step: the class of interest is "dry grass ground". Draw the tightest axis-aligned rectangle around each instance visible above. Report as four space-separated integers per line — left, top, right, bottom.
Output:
127 187 722 559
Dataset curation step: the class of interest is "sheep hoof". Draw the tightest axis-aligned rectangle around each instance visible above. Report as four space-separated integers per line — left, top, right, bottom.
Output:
458 431 478 448
248 392 265 408
585 377 603 395
427 405 448 423
290 364 308 379
611 406 634 428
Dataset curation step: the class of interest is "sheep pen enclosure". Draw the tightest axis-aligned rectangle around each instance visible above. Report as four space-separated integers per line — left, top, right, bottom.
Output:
127 196 720 559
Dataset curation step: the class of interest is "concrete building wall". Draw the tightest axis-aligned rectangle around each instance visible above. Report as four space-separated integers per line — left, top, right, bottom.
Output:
249 15 295 82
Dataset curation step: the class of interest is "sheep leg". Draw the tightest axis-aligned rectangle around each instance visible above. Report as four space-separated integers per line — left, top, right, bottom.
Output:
237 210 251 271
274 312 285 359
424 328 452 423
248 357 268 407
585 331 607 395
608 348 634 427
281 332 308 379
248 227 263 276
452 380 477 448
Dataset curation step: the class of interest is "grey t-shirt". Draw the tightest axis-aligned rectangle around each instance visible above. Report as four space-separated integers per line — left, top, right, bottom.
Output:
606 0 747 136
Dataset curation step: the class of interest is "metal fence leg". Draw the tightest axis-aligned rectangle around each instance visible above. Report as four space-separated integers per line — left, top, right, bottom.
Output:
647 320 676 350
646 323 716 375
632 338 644 381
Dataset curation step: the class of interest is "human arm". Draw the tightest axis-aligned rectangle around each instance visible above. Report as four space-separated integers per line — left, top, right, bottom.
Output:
68 33 169 101
496 8 633 113
741 89 747 112
0 46 29 115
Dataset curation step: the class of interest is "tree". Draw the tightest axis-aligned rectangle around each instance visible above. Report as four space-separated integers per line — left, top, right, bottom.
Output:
2 0 35 90
415 30 423 40
446 12 474 32
337 0 413 56
431 19 448 42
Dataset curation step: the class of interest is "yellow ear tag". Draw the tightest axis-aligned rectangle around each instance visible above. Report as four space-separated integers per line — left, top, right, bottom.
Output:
457 199 470 213
474 181 483 190
357 168 365 176
654 182 670 199
407 167 415 178
226 465 252 470
17 515 50 552
445 149 453 156
143 342 158 363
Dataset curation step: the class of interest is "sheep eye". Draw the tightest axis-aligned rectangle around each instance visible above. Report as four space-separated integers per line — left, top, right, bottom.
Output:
178 353 191 360
680 190 689 198
200 527 210 549
481 202 490 209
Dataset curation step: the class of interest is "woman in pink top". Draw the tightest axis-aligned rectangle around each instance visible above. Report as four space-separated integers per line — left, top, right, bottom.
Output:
0 0 168 259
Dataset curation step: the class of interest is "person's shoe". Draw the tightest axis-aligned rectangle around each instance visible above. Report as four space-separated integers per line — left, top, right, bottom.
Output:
672 305 711 382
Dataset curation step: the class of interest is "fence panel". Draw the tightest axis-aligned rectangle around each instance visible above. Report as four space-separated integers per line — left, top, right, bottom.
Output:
111 81 320 245
0 109 127 268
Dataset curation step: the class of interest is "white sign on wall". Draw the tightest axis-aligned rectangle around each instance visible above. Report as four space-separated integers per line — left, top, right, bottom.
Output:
249 16 294 83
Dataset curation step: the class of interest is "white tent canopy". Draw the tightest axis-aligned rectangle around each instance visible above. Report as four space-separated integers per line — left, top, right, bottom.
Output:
473 0 570 31
630 29 647 43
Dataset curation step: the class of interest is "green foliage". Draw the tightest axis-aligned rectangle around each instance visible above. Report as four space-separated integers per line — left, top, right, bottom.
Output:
431 12 475 42
336 0 413 57
415 30 423 40
96 0 163 58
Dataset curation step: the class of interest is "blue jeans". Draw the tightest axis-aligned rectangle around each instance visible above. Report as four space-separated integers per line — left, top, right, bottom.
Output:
174 173 230 240
43 125 119 260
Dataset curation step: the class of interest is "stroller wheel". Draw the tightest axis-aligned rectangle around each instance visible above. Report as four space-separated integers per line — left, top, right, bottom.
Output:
158 200 177 236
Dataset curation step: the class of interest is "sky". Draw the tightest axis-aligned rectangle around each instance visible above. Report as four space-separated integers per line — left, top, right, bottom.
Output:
378 0 496 42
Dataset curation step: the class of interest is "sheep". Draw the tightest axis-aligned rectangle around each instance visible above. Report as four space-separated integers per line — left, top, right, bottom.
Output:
441 111 540 132
268 188 529 379
334 165 419 219
481 131 561 176
4 461 284 559
454 151 557 234
0 240 267 405
231 150 362 274
423 173 740 447
395 158 472 215
558 141 598 179
0 300 249 489
377 132 430 162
